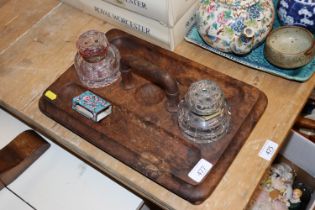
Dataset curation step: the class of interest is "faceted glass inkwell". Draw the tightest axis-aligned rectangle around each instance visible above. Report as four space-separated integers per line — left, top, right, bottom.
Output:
178 80 231 143
74 30 121 88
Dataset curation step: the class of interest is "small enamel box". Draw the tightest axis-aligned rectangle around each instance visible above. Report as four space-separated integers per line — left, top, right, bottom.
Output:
72 91 112 122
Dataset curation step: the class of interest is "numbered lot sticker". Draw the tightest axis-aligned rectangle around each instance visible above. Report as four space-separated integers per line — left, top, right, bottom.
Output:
258 139 279 161
188 159 213 183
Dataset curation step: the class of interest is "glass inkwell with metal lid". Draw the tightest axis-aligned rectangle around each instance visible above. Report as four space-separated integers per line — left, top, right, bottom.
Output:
178 80 231 143
74 30 121 88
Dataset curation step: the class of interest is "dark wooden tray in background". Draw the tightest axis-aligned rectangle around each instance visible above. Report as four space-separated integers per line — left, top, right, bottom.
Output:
0 130 50 190
39 29 267 204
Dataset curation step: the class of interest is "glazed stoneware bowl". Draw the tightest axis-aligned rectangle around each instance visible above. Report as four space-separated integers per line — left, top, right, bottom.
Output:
264 26 315 69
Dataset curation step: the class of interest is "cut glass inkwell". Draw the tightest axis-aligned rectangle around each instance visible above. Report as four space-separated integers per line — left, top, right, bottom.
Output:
178 80 231 143
74 30 121 88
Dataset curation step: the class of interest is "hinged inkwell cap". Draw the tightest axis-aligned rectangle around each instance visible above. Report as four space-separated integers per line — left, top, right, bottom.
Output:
178 80 231 143
74 30 121 88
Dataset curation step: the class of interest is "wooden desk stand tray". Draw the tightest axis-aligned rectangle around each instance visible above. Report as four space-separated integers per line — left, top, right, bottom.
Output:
39 29 267 204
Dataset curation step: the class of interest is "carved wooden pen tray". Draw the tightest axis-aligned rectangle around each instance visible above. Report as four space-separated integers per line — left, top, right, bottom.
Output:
39 29 267 204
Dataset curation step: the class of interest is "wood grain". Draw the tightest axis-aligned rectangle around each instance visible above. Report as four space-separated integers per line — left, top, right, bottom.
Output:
0 0 59 53
0 2 314 209
0 0 10 7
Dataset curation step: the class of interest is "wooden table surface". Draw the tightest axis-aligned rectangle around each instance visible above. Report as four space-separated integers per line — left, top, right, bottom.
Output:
0 1 314 209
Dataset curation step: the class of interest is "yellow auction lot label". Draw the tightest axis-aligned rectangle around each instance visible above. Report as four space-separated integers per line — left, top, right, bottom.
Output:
44 90 57 100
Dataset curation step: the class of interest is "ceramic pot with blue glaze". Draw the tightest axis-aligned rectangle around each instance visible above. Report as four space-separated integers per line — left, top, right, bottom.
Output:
196 0 275 55
277 0 315 33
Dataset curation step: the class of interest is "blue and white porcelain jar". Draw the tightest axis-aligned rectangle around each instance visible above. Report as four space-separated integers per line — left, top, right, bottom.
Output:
277 0 315 33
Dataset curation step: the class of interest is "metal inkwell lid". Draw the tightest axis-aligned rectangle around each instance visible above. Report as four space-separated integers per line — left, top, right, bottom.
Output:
178 80 231 143
76 30 109 63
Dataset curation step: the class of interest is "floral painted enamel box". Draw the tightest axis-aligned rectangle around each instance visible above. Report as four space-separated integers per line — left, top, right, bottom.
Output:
196 0 275 55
